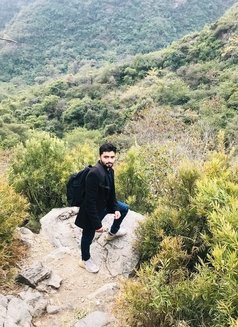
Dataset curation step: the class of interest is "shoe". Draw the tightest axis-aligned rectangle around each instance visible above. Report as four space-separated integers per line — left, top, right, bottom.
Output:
79 258 99 273
105 227 127 241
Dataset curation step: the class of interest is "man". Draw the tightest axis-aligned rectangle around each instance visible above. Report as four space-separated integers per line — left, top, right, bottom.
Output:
75 143 129 273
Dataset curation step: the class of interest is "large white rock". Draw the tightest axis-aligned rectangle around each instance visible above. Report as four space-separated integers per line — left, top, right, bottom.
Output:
0 304 7 327
92 210 143 277
19 289 48 317
6 297 32 327
40 207 144 277
40 207 79 248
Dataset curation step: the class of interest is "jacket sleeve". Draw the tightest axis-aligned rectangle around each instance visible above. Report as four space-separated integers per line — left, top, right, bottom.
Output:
85 170 102 230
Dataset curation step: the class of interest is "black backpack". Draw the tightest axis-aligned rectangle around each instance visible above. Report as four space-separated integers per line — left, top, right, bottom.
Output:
66 165 92 206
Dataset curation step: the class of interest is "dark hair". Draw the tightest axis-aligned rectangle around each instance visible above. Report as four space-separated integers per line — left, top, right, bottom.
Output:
99 143 117 155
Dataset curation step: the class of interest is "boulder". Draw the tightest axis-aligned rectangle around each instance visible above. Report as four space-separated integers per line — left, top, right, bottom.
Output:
92 211 143 277
0 294 8 308
40 207 79 248
87 282 119 300
19 289 48 317
40 207 144 277
6 297 32 327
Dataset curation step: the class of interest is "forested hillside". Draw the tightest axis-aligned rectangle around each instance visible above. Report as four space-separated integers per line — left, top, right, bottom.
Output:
0 0 236 83
1 3 238 151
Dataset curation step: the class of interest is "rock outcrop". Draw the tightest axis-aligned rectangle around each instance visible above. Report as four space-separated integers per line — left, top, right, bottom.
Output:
1 207 144 327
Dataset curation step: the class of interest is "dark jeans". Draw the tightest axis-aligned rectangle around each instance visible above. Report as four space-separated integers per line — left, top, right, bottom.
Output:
81 201 129 261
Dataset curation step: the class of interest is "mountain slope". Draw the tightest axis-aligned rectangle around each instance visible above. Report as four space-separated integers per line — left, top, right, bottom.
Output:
0 3 238 151
0 0 237 83
0 0 33 31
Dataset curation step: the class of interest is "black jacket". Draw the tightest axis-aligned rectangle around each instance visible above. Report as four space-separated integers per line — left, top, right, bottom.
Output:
75 162 118 230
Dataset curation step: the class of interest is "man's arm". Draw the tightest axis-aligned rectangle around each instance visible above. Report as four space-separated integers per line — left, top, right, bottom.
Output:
85 171 102 230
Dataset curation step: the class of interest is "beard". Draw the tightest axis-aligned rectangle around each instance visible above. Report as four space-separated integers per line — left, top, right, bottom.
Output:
100 160 113 168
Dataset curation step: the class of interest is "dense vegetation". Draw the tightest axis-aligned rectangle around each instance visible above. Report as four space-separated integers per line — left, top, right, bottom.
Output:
117 141 238 327
0 0 236 83
0 178 29 287
1 4 238 153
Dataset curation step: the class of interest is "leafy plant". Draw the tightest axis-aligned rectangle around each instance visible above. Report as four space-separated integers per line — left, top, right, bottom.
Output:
0 180 29 287
117 148 238 326
116 146 153 213
8 132 74 218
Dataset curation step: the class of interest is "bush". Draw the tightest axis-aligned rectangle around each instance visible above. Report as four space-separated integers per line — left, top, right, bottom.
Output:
117 237 190 327
65 142 98 170
136 160 203 263
0 181 29 287
7 132 99 228
154 76 191 105
115 146 153 213
0 123 29 149
8 132 75 219
116 144 173 214
117 149 238 327
63 127 102 149
0 181 29 246
63 97 107 130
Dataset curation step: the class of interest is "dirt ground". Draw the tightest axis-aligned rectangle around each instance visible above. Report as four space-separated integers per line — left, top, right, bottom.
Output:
23 232 125 327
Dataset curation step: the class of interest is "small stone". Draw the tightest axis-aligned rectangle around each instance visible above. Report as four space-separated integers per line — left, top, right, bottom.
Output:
46 305 62 314
16 262 51 288
74 311 114 327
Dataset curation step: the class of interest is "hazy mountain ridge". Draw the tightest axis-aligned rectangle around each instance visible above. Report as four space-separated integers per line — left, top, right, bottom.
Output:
0 0 237 83
0 0 34 31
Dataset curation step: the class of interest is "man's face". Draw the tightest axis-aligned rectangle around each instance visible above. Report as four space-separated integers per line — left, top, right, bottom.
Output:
100 151 116 168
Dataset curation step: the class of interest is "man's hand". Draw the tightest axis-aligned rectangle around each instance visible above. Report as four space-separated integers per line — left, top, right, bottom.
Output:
114 211 121 219
96 227 105 233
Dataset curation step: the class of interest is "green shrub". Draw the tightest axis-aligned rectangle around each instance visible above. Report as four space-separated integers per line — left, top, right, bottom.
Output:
65 142 98 170
63 97 107 130
0 180 29 286
227 91 238 109
136 160 204 263
154 76 191 105
116 146 153 213
7 132 99 224
0 181 29 246
117 237 190 327
63 127 102 149
118 149 238 327
8 132 75 219
0 123 29 149
116 144 174 214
